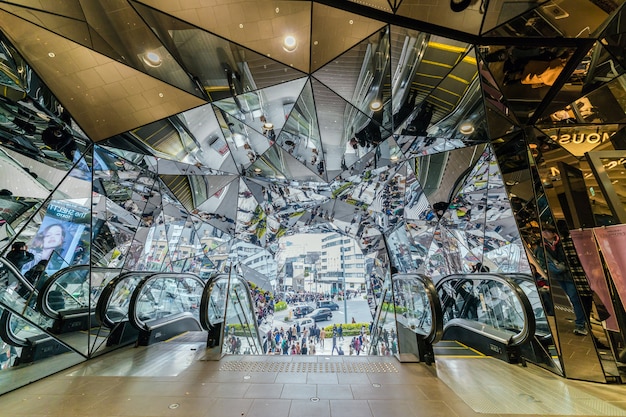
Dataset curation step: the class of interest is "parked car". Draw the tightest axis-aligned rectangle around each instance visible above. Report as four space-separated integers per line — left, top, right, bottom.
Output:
317 300 339 311
306 308 333 322
294 317 315 331
291 304 314 318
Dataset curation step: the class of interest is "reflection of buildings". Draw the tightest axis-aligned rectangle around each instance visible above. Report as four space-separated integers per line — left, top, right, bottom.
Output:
283 251 321 292
228 241 278 288
319 234 366 294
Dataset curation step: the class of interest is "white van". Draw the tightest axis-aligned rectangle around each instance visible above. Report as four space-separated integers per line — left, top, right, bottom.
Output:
295 317 315 331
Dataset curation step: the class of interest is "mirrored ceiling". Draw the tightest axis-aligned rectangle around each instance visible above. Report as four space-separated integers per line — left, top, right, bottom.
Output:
0 0 624 254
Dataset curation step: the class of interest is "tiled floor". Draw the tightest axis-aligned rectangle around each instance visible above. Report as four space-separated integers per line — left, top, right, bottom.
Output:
2 339 626 417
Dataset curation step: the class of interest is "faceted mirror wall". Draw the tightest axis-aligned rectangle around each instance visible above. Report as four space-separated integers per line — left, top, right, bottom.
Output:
1 0 625 392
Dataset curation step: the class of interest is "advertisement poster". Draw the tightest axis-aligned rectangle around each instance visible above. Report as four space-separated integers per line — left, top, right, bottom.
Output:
593 225 626 314
25 200 91 275
570 229 619 331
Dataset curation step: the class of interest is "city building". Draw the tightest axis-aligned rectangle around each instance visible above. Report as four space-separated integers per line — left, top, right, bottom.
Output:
319 233 366 294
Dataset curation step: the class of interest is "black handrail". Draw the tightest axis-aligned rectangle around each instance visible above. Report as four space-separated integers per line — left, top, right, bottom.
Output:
436 273 536 347
199 273 226 331
128 272 204 331
95 271 153 328
393 273 444 345
36 265 91 318
199 273 262 353
0 309 29 347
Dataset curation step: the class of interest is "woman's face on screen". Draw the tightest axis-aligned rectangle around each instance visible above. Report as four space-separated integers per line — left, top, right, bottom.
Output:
43 225 64 249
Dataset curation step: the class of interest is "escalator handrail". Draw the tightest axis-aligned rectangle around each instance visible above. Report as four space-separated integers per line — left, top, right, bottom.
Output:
393 273 444 345
0 309 30 347
128 272 204 332
36 265 92 319
199 273 263 352
436 273 536 347
95 271 154 328
199 274 226 330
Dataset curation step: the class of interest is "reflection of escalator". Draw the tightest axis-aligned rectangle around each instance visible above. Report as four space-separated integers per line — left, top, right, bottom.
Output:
199 273 263 355
128 273 204 346
0 308 69 365
36 266 93 334
95 271 154 347
435 273 536 364
370 273 442 363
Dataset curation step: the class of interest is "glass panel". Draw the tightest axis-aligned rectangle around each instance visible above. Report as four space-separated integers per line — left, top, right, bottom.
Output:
369 275 398 356
0 305 84 396
483 1 612 39
392 274 436 360
222 275 263 355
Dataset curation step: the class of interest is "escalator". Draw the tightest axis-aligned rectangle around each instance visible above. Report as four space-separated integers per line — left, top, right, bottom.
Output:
33 265 125 355
435 273 536 364
0 257 72 366
36 265 93 335
0 307 69 365
370 273 443 363
199 273 263 356
128 273 205 346
94 271 153 347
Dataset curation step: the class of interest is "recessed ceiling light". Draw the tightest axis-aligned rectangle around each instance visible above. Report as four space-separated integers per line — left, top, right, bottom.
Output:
143 51 162 67
459 121 474 135
283 35 297 52
48 52 55 58
369 99 382 111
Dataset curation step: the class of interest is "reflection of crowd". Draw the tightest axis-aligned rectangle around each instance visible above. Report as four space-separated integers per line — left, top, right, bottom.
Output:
371 325 397 356
250 286 274 326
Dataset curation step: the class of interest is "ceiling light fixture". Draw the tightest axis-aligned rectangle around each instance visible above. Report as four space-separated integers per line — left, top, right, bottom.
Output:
369 99 383 111
283 35 297 52
450 0 472 12
143 51 162 67
459 121 474 135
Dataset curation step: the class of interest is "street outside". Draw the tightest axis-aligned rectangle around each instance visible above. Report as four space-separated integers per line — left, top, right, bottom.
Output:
255 295 375 355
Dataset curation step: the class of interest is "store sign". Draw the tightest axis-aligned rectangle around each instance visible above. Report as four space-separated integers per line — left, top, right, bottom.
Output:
550 131 614 145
